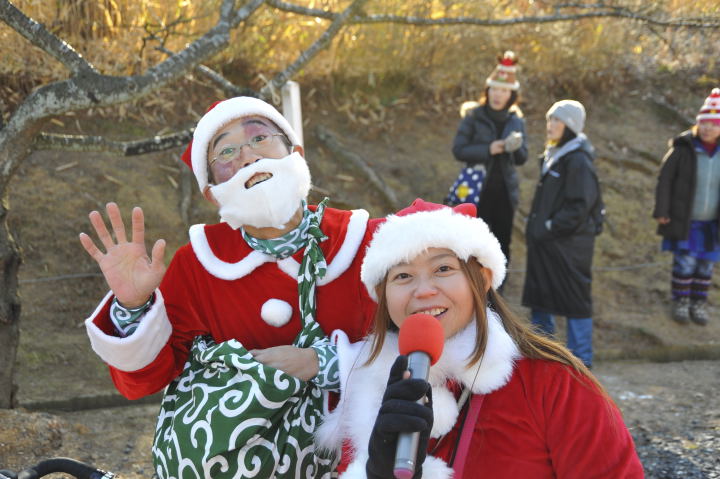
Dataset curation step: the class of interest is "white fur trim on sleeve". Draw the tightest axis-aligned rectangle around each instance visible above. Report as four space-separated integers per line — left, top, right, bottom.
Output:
315 329 367 453
85 289 172 372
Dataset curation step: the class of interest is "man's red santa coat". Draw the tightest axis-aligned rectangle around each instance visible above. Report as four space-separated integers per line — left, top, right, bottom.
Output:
85 206 379 399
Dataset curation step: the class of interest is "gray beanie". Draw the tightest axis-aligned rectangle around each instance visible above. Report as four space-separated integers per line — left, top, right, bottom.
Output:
546 100 586 134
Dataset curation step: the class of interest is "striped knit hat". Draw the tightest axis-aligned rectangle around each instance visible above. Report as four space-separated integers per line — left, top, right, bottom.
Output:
697 88 720 124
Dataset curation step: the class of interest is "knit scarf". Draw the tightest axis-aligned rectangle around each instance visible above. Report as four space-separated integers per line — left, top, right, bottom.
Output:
484 104 509 138
242 199 329 345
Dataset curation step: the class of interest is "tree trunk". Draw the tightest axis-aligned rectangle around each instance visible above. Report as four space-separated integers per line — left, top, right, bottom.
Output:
0 189 21 408
0 118 40 409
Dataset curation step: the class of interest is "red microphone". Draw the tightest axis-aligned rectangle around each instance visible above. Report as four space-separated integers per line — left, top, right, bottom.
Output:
394 314 445 479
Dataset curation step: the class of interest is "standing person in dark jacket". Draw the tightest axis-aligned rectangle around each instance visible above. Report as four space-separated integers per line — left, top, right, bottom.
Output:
653 88 720 326
451 51 528 264
522 100 600 368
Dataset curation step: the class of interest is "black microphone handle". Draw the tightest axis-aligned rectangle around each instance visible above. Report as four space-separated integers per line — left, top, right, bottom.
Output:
393 351 432 479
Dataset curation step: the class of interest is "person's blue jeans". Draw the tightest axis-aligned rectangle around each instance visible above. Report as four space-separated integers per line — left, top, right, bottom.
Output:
531 310 593 368
672 253 714 278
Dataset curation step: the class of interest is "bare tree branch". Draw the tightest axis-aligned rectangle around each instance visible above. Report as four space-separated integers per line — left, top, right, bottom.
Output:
34 130 194 156
265 0 328 18
156 46 252 98
231 0 266 27
0 0 265 187
0 0 97 75
649 96 695 127
195 64 255 97
644 24 680 62
6 0 263 120
265 0 720 28
260 0 369 99
142 13 207 51
315 125 399 211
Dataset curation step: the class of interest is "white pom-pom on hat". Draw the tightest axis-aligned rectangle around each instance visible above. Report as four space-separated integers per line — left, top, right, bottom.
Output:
261 298 293 327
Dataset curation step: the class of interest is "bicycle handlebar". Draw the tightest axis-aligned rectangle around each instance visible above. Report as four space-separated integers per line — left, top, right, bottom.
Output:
0 457 115 479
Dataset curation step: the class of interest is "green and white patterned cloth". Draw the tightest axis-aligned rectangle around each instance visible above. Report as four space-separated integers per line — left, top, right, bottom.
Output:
109 296 153 337
152 335 336 479
152 200 340 478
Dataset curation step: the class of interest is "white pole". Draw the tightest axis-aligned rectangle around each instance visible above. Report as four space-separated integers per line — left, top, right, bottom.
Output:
281 81 304 147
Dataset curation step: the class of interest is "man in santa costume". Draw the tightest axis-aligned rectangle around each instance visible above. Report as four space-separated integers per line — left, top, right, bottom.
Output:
79 96 378 478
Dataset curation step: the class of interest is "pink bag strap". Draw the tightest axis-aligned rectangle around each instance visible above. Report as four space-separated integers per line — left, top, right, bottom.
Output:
452 394 485 478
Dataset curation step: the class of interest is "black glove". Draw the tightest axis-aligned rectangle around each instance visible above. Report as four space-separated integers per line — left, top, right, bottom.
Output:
366 355 433 479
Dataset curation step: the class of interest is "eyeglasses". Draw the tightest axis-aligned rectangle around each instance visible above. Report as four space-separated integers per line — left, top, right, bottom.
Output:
209 133 288 167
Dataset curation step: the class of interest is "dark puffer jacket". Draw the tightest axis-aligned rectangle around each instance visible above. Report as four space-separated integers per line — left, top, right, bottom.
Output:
653 131 720 240
522 138 600 318
451 104 528 209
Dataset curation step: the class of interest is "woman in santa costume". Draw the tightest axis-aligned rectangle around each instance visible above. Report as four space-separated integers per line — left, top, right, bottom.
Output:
316 199 643 478
79 97 379 478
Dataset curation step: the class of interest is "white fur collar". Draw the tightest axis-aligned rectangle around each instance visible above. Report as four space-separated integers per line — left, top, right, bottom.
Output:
315 309 521 478
189 208 369 283
429 308 520 395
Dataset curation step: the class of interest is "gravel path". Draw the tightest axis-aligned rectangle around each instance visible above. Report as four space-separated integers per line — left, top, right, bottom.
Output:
595 360 720 478
3 360 719 478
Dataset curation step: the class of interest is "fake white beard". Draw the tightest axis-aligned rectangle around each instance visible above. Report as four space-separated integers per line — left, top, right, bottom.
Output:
209 151 312 230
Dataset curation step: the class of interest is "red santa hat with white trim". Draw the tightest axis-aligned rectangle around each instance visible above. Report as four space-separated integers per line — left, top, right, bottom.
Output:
180 96 301 192
360 199 507 301
697 88 720 125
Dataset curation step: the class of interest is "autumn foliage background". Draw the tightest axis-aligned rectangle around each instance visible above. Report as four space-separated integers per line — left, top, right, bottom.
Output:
2 0 719 123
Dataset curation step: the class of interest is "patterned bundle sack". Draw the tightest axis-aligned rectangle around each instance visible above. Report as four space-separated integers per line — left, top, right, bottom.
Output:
444 164 485 206
152 323 335 478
